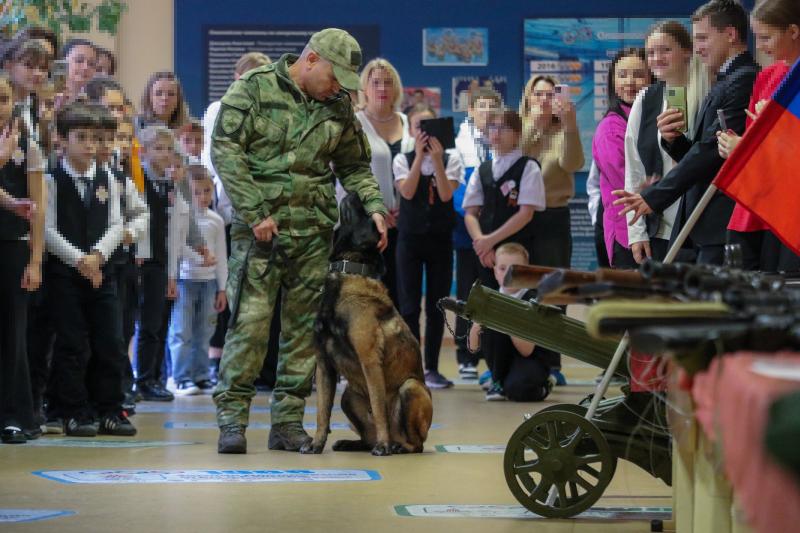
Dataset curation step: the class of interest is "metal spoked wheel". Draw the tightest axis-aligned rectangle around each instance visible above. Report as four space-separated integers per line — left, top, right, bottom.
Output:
503 409 617 518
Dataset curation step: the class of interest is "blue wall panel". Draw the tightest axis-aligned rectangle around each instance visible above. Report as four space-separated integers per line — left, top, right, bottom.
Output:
174 0 754 118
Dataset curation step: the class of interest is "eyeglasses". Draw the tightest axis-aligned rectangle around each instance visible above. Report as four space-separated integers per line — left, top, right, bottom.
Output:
485 124 512 132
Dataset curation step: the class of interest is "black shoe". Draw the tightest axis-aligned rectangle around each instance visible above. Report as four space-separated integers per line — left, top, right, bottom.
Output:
138 381 174 402
217 424 247 454
98 413 137 436
268 422 311 451
24 426 43 440
65 417 98 437
1 426 27 444
195 379 215 391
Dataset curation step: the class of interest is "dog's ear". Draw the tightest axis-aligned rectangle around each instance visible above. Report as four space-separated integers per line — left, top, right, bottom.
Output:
340 192 366 226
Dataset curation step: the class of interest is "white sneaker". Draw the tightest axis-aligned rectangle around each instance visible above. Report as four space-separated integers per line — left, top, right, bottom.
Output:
458 363 479 379
175 381 200 396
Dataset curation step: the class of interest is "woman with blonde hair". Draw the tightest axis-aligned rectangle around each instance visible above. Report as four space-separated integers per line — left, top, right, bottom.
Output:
354 58 414 307
136 71 190 132
519 75 584 269
624 20 709 264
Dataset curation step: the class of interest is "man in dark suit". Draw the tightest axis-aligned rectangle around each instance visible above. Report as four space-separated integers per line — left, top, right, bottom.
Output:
614 0 758 265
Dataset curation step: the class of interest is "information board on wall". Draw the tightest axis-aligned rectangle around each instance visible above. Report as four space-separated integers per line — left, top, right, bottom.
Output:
204 25 380 107
523 18 690 171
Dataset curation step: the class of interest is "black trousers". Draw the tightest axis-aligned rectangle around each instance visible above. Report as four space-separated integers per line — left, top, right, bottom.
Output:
381 228 400 309
27 275 55 416
727 229 800 272
650 238 670 262
529 206 572 371
0 241 35 429
484 328 552 402
209 224 231 350
726 230 765 271
454 247 481 366
530 206 572 268
396 232 453 373
136 261 170 385
113 259 138 392
47 267 125 418
612 241 638 270
594 203 610 268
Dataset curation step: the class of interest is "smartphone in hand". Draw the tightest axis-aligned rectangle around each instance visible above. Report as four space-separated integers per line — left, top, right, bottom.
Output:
717 109 729 132
666 86 688 133
554 84 570 104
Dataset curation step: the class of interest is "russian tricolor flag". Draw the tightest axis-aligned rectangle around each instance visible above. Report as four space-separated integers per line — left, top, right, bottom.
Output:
714 58 800 255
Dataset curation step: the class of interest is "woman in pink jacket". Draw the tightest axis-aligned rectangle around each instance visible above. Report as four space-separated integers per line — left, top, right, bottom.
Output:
592 48 652 268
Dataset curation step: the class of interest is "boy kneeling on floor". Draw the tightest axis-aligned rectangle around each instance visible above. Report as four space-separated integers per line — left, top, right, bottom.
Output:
469 242 557 402
44 102 135 436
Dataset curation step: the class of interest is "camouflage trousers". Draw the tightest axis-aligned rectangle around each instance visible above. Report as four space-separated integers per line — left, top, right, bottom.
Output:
213 229 331 427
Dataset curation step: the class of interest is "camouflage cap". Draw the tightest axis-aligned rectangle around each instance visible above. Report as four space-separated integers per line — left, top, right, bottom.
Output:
309 28 362 92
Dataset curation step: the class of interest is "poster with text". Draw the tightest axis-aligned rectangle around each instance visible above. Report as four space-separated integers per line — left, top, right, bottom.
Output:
424 28 488 66
452 76 507 112
204 25 379 106
523 18 690 171
402 87 442 115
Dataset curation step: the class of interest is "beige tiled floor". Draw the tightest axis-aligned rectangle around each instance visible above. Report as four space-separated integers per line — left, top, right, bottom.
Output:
0 338 670 533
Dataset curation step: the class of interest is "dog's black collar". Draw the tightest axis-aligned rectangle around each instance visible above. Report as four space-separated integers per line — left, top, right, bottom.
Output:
329 260 380 279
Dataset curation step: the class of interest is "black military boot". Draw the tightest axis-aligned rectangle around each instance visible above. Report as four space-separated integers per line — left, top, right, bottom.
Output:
268 422 312 451
217 424 247 454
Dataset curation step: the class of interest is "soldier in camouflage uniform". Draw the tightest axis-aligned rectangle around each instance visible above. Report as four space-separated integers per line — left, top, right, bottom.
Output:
211 29 388 454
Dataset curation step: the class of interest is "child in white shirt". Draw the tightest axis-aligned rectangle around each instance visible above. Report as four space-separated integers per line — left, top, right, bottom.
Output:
167 165 227 395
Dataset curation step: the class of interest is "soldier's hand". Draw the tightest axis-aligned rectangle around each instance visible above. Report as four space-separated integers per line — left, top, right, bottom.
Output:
252 216 279 242
371 213 388 252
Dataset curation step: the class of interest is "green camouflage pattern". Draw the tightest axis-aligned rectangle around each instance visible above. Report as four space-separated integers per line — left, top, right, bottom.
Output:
211 53 387 427
214 230 330 426
210 53 387 236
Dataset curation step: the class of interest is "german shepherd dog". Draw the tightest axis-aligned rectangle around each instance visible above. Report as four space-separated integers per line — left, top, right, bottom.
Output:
300 193 433 456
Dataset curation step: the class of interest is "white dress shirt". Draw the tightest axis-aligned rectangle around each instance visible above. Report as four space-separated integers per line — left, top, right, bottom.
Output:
624 89 680 244
201 100 234 225
105 163 150 247
461 148 546 211
178 207 228 288
392 149 465 185
45 159 123 267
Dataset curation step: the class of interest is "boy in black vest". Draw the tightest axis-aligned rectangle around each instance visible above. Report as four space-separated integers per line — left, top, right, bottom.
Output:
94 106 149 413
0 74 47 443
135 126 202 402
392 103 464 390
43 102 135 436
463 108 546 286
462 108 549 397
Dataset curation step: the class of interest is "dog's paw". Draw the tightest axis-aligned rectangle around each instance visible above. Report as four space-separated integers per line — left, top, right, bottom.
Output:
371 442 392 456
390 442 410 454
299 440 325 454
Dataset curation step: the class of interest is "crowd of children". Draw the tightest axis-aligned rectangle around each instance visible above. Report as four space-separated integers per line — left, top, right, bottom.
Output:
3 0 794 443
0 27 229 443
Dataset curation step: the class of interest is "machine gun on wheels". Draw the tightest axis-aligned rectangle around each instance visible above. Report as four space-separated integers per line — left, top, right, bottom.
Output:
440 283 672 518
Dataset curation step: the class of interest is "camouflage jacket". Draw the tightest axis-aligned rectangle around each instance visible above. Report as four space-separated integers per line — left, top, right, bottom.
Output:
211 54 387 237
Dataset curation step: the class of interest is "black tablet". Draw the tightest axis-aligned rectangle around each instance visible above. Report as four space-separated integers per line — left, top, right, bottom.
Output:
419 117 456 150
